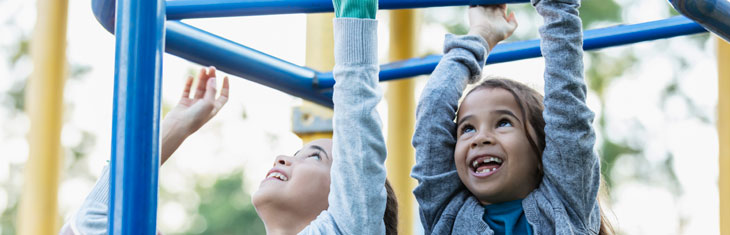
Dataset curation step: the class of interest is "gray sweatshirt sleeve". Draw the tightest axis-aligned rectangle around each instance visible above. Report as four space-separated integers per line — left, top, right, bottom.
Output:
300 18 387 235
534 0 601 225
60 166 110 235
410 34 489 233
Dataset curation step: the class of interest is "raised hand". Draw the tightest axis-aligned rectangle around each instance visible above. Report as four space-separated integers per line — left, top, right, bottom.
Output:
468 4 518 51
161 66 230 164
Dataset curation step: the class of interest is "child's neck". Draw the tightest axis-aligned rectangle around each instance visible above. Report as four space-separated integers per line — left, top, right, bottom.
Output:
258 205 314 235
264 225 305 235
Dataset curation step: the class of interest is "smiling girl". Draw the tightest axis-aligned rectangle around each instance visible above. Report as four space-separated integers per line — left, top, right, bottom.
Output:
63 0 396 233
412 1 612 234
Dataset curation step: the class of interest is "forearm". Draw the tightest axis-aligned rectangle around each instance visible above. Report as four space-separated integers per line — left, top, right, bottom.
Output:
413 34 488 180
535 0 596 173
160 117 190 165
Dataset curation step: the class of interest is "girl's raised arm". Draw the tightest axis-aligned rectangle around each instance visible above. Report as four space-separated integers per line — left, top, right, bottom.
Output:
411 33 488 233
299 0 388 234
534 0 601 228
59 67 228 235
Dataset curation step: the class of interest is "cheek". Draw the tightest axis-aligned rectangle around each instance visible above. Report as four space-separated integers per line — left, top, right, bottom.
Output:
293 165 331 193
454 138 469 160
453 141 469 173
510 145 540 179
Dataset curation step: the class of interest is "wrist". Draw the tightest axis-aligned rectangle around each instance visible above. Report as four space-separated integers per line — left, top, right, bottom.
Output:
467 29 500 51
162 115 193 138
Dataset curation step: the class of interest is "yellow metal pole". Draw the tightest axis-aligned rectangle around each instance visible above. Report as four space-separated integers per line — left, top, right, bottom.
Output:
718 36 730 235
294 13 335 143
17 0 69 234
387 9 418 235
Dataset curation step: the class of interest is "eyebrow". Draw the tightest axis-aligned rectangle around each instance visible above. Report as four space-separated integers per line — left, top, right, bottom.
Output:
294 145 331 160
456 115 474 128
493 109 521 123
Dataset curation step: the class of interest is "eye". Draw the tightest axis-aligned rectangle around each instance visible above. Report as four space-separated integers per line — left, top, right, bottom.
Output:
460 124 476 135
497 119 513 128
308 153 322 160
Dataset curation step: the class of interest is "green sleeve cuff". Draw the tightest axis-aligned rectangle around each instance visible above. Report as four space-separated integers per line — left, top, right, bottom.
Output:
333 0 377 19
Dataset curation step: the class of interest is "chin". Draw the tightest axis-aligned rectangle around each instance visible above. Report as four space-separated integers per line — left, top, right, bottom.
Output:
468 185 504 203
251 190 265 209
251 187 278 209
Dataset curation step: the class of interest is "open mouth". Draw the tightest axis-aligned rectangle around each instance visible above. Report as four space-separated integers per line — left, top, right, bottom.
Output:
265 171 289 182
470 156 503 177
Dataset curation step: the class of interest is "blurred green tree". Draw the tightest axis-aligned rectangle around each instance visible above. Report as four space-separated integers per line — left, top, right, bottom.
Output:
184 170 265 234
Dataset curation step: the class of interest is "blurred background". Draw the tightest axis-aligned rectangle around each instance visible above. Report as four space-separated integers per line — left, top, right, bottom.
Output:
0 0 722 234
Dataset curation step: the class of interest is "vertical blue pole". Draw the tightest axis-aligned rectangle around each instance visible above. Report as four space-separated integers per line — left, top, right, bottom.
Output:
109 0 165 234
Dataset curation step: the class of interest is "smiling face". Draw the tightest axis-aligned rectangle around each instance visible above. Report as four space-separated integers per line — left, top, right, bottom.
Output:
252 139 333 225
455 88 540 205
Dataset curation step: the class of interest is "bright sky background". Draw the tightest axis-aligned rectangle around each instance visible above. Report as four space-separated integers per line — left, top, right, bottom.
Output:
0 0 723 234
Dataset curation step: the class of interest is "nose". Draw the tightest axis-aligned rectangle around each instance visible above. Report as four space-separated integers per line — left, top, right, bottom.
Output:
471 130 495 148
274 155 292 166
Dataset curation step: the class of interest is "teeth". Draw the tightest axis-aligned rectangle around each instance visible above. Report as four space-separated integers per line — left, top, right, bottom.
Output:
475 167 496 174
471 157 503 168
267 172 288 181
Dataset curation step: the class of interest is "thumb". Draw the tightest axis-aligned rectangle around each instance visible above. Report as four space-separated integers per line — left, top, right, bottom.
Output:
508 12 518 30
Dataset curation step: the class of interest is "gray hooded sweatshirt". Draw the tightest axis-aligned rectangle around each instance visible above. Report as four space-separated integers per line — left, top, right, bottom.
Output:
411 0 602 234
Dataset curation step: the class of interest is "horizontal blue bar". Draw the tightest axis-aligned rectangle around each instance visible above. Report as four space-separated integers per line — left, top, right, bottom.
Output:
317 15 708 88
95 0 529 32
669 0 730 42
165 21 334 107
93 0 709 108
166 0 530 20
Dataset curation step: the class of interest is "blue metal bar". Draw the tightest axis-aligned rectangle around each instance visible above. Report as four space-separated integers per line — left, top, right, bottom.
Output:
92 0 529 32
165 21 333 107
92 0 709 109
91 0 333 107
166 0 530 20
91 0 115 33
669 0 730 42
317 16 708 88
108 0 164 233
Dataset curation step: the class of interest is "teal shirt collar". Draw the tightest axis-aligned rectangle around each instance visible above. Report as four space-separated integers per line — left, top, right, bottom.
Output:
483 199 533 235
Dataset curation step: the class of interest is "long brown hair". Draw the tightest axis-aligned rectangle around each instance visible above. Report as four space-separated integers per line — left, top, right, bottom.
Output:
462 77 614 235
384 179 398 235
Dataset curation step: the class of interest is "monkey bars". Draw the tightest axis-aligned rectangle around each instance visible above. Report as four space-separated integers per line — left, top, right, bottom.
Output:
89 0 729 233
